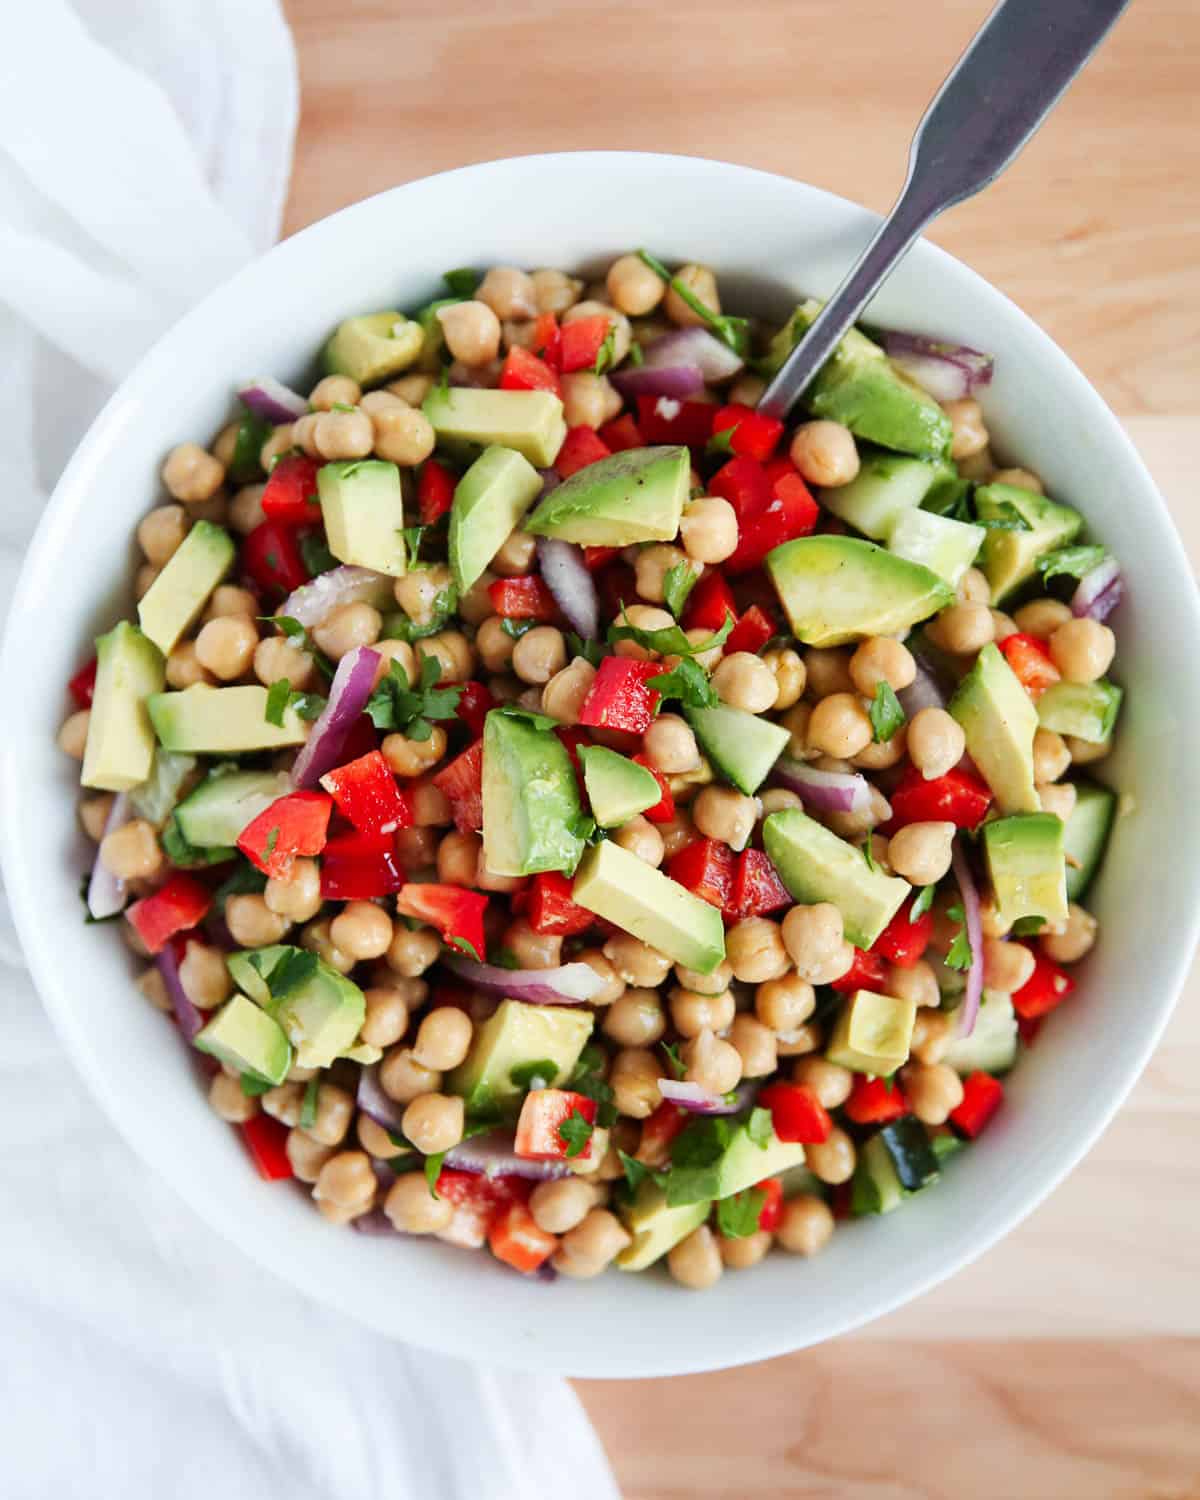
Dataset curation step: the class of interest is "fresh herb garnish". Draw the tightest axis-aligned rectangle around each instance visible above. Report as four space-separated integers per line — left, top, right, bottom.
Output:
979 501 1033 532
592 324 618 375
670 1116 733 1169
862 838 878 874
331 401 357 414
365 653 463 738
660 1041 686 1079
608 606 733 660
213 860 267 913
922 478 974 523
715 1188 766 1239
263 827 280 858
1011 914 1047 936
264 678 292 727
627 339 644 368
448 935 483 961
618 1150 659 1195
746 1106 774 1148
297 531 338 578
565 632 608 668
635 249 750 356
1037 544 1108 583
401 525 428 570
299 1075 320 1128
268 615 335 680
380 587 458 643
570 1044 618 1127
229 408 272 485
424 1151 447 1197
869 681 906 744
705 426 737 457
494 702 559 733
289 691 327 721
500 616 537 640
240 1072 274 1098
557 1109 595 1158
911 884 936 921
262 947 319 1000
944 902 974 972
442 268 478 298
662 561 700 620
491 947 521 970
162 816 235 869
646 654 717 710
510 1059 559 1091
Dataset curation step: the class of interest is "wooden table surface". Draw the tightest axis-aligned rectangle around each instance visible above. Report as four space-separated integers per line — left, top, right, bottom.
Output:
282 2 1200 1492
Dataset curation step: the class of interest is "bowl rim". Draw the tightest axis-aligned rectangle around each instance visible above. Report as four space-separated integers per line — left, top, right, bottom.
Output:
4 150 1199 1377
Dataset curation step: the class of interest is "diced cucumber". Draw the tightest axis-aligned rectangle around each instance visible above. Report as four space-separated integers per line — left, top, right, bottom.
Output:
684 704 789 795
851 1133 904 1215
819 450 953 540
1036 680 1123 744
878 1117 940 1191
1063 779 1117 901
174 768 291 848
888 507 985 588
942 990 1017 1075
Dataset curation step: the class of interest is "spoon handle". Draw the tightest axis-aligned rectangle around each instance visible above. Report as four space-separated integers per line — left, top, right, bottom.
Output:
758 0 1131 420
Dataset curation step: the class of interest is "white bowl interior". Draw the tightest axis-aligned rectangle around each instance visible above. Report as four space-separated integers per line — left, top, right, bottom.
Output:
4 153 1198 1378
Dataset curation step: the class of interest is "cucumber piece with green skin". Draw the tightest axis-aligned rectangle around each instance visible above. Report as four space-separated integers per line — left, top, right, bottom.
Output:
1036 679 1123 744
878 1117 940 1191
888 507 985 588
1063 780 1117 901
174 769 291 848
683 703 790 796
851 1133 905 1215
819 449 954 540
942 990 1018 1075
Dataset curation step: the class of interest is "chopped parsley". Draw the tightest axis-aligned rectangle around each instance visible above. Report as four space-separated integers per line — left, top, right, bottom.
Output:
715 1188 766 1239
705 426 737 457
670 1116 732 1170
240 1072 274 1097
491 947 521 970
448 935 483 961
365 652 463 739
510 1059 559 1091
1011 914 1047 936
380 586 458 643
565 632 607 668
400 525 429 570
424 1151 447 1197
592 324 618 375
910 884 936 921
261 947 318 1000
978 501 1032 532
862 837 878 874
557 1109 595 1158
646 654 717 710
618 1150 661 1196
264 678 292 727
1037 544 1108 583
299 1075 320 1129
213 860 267 913
569 1045 618 1127
869 680 906 743
635 249 750 357
660 1040 686 1079
268 614 335 680
662 561 700 619
494 703 559 733
161 816 235 869
442 267 478 298
627 339 644 367
500 616 537 640
263 827 280 858
745 1106 774 1148
608 606 733 660
944 902 974 972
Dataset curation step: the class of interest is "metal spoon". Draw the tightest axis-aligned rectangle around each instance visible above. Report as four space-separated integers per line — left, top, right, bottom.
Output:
758 0 1131 420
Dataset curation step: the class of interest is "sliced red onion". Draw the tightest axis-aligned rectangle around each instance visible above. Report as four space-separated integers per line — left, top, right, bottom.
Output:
445 1130 571 1181
641 327 744 382
610 365 706 401
950 840 985 1037
882 332 994 401
898 658 948 717
353 1210 398 1236
236 376 308 425
277 565 395 629
1071 555 1122 622
357 1062 406 1131
157 941 205 1043
658 1078 758 1116
87 793 131 920
536 468 562 498
773 757 871 815
537 537 598 640
291 646 381 789
442 953 604 1005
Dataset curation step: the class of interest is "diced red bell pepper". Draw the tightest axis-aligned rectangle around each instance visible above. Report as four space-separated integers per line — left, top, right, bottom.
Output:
455 680 494 738
514 1089 599 1161
755 1176 784 1232
433 739 484 835
950 1071 1005 1137
240 1115 294 1181
636 1101 689 1166
830 1182 854 1221
1011 948 1076 1020
488 1201 559 1274
887 765 993 831
320 749 413 837
499 344 560 396
635 394 716 447
260 454 322 526
831 946 890 994
125 873 213 955
555 726 590 775
667 838 736 912
1001 631 1061 699
435 1168 527 1247
583 545 620 571
319 829 405 900
577 657 661 733
631 754 675 824
337 712 381 767
872 903 934 969
722 462 819 575
757 1081 833 1144
531 313 561 369
709 454 773 525
243 518 310 597
598 413 645 452
488 575 560 621
68 656 97 709
396 882 488 959
594 561 638 623
728 848 792 919
555 425 612 479
683 571 738 633
559 315 611 373
711 404 785 463
844 1075 910 1126
1017 1014 1043 1047
237 790 333 879
527 871 594 936
725 605 775 656
418 458 457 525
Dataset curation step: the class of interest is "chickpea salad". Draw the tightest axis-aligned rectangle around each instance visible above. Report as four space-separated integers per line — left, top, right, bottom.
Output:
62 253 1124 1288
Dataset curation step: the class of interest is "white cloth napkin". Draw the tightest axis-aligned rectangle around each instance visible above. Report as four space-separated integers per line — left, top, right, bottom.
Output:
0 6 619 1497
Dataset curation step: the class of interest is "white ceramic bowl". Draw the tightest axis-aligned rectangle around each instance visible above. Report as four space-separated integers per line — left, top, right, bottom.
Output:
4 153 1198 1378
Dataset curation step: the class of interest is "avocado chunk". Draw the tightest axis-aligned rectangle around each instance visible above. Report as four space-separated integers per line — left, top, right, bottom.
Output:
888 508 985 588
572 839 726 973
194 993 292 1085
762 808 910 949
819 449 954 540
974 482 1083 603
982 812 1068 927
713 1120 808 1198
137 520 235 656
616 1183 711 1271
579 745 661 827
482 709 586 876
448 445 544 593
317 459 407 577
235 946 366 1069
148 685 309 753
1035 679 1123 744
174 768 292 847
321 312 424 386
446 998 594 1114
81 622 165 792
225 944 289 1005
683 704 789 796
423 387 566 468
943 989 1018 1075
766 535 953 647
826 988 917 1074
525 446 690 546
1063 780 1116 901
760 301 953 458
948 643 1040 813
663 1113 808 1206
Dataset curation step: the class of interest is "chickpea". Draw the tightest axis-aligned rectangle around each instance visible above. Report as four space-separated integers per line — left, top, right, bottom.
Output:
1032 728 1071 784
782 904 853 985
658 810 697 860
100 818 163 881
286 1129 335 1183
800 649 851 700
679 496 739 565
575 949 625 1006
693 785 758 851
409 779 451 830
227 483 267 536
758 651 803 715
633 717 694 782
667 1224 723 1290
385 1172 454 1234
669 986 736 1039
435 830 479 888
926 602 995 655
312 602 382 660
489 529 537 578
304 373 358 411
496 918 558 973
356 1113 398 1158
358 985 412 1051
208 1071 258 1124
726 917 791 983
807 693 873 758
410 1007 473 1071
612 603 674 661
530 267 583 315
850 734 907 775
372 403 436 466
715 1229 773 1274
603 987 667 1047
664 263 719 327
298 916 353 971
777 1195 835 1256
682 1026 743 1096
849 637 916 697
134 563 161 601
888 820 955 886
313 407 374 461
990 610 1018 643
379 1045 441 1105
178 941 232 1011
562 300 632 362
1048 618 1115 684
1011 597 1070 639
252 635 313 693
392 563 453 629
908 707 966 780
381 725 446 779
806 1126 857 1185
1041 903 1098 964
527 1178 597 1237
297 1083 352 1147
261 1081 304 1127
382 923 439 979
754 974 815 1034
609 1047 664 1118
604 254 665 316
164 641 212 688
313 1150 377 1210
612 815 665 867
437 300 501 366
956 566 991 606
728 1014 778 1078
475 616 515 673
711 652 778 714
633 543 692 605
162 441 224 503
476 850 524 894
401 1093 465 1155
759 789 802 820
512 625 566 685
328 901 392 962
887 958 941 1010
789 420 860 487
902 1063 964 1129
603 932 672 987
418 630 474 684
554 1209 632 1277
191 615 257 682
255 861 318 930
560 371 622 429
1065 733 1111 766
136 503 189 567
1039 781 1077 822
79 794 114 843
982 936 1037 993
477 266 538 320
943 398 989 460
910 1008 955 1065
